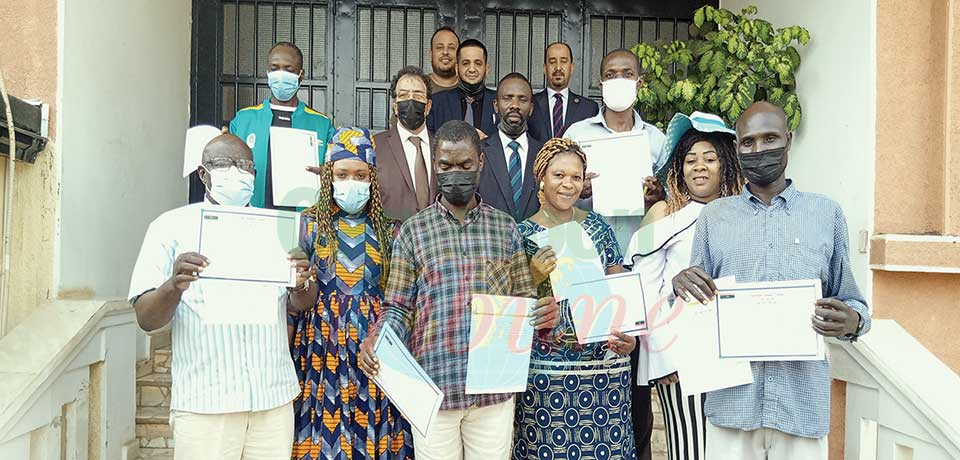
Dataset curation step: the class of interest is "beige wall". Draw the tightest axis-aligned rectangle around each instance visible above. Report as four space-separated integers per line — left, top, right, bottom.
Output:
0 0 59 334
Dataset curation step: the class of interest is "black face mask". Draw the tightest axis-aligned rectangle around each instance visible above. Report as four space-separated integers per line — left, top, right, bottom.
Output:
458 78 486 98
739 147 787 186
498 110 528 137
396 99 427 131
437 170 480 206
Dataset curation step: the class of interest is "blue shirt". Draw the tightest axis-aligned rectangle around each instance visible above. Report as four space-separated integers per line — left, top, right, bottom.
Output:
689 180 871 438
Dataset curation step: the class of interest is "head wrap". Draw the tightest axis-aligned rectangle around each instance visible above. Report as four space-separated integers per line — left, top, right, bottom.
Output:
326 127 377 165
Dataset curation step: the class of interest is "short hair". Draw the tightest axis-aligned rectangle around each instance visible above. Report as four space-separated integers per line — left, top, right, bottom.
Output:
269 42 304 67
497 72 532 92
545 41 573 63
601 48 640 73
431 26 460 46
457 38 488 62
433 120 481 157
390 66 433 100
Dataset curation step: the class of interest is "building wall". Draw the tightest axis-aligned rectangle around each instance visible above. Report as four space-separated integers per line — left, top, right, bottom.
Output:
0 0 59 334
58 0 192 299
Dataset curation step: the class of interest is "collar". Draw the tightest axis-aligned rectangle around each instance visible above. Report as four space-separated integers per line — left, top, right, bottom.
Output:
396 122 428 144
546 87 570 101
498 130 528 152
588 109 648 134
740 179 798 213
433 193 486 224
260 98 304 117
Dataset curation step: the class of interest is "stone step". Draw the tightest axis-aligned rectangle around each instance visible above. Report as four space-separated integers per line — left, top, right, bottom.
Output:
137 447 173 460
136 405 170 426
136 422 173 450
152 348 172 374
137 372 172 408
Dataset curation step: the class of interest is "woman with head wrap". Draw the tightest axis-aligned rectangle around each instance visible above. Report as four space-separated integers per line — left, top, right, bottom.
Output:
286 127 414 460
512 138 638 460
626 112 744 460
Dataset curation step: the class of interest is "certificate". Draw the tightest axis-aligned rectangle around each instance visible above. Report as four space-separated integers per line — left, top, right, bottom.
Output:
374 324 444 438
567 271 649 344
667 298 754 395
465 295 535 394
269 127 321 208
578 131 652 217
198 206 299 286
716 280 825 361
528 222 605 301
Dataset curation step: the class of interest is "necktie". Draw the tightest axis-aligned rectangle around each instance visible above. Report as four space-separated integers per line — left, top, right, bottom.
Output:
464 96 475 126
507 141 522 207
552 93 565 137
409 135 431 209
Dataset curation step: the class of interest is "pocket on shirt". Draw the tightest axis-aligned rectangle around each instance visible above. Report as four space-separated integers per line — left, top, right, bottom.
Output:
482 258 512 295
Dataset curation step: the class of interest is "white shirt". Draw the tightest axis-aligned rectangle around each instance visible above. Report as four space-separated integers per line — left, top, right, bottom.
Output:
498 130 529 181
546 87 570 131
128 202 300 414
396 123 433 188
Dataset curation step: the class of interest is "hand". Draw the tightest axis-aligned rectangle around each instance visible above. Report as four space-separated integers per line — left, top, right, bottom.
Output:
671 266 717 304
287 249 314 291
811 298 860 337
608 330 636 356
529 246 557 285
220 126 229 134
168 252 209 291
643 176 665 210
305 165 324 175
530 296 560 330
656 372 679 386
359 335 380 378
580 172 599 199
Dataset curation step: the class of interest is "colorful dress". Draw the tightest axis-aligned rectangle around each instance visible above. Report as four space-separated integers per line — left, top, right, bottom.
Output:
512 211 636 460
291 210 414 460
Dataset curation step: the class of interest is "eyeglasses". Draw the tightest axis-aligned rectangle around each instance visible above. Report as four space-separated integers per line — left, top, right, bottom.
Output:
203 157 255 173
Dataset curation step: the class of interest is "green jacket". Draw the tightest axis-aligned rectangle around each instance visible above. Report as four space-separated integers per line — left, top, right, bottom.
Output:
229 98 335 208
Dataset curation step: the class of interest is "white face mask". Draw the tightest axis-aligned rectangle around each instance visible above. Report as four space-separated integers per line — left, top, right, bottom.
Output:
205 166 255 207
601 77 639 112
332 180 371 214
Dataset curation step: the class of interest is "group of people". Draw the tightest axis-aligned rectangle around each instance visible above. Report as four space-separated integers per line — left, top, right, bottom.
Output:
128 26 871 460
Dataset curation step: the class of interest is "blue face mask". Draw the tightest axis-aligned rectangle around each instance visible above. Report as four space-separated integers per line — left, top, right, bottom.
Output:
267 70 301 102
332 180 371 214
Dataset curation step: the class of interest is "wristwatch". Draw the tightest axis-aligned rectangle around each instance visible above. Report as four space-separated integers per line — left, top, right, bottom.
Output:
842 311 864 342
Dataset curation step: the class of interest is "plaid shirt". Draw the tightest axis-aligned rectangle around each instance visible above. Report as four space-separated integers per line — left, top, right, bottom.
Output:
691 180 871 438
374 196 537 410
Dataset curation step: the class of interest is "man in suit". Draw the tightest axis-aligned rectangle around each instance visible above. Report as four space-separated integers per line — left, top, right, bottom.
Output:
426 39 498 139
374 66 438 222
478 73 543 222
426 27 460 94
528 41 599 142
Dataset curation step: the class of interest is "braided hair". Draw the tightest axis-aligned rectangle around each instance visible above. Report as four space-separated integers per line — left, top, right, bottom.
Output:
663 130 744 214
302 163 393 290
533 138 588 203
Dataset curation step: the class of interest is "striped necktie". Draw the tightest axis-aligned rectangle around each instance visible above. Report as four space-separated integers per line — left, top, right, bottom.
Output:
552 93 564 137
508 140 522 207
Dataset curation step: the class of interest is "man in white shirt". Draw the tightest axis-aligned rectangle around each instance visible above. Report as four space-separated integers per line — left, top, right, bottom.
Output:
528 41 600 141
375 66 439 221
478 72 543 221
129 134 301 460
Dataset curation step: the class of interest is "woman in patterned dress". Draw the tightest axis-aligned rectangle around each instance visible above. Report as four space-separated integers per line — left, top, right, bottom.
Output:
287 127 414 460
513 138 638 460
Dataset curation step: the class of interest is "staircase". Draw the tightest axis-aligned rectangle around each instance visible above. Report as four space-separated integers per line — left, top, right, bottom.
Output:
135 331 174 460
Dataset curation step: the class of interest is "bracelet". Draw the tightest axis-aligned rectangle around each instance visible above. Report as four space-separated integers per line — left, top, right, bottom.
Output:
289 278 311 293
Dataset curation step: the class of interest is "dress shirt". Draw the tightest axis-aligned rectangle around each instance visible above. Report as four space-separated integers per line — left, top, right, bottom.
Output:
546 87 570 128
396 123 433 185
373 196 537 410
690 180 871 439
128 202 300 414
498 130 529 183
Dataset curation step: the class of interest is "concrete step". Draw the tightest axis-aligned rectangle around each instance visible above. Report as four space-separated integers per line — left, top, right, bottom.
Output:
137 447 173 460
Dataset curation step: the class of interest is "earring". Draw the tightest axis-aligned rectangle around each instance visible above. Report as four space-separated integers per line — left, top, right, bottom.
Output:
537 181 545 204
720 183 728 197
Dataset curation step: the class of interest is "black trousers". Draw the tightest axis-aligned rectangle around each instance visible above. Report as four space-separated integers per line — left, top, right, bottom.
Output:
631 347 653 460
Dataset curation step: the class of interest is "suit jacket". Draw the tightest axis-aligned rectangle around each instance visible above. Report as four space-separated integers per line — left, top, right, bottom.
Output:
528 89 600 141
427 87 498 138
373 126 438 222
478 133 543 222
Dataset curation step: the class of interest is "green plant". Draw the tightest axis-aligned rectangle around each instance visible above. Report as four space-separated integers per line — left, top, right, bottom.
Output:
632 5 809 130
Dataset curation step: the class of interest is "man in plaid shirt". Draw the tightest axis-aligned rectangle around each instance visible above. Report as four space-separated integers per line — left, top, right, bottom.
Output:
360 120 559 460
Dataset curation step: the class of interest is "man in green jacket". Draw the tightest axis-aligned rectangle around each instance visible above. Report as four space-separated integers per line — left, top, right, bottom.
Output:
230 41 335 209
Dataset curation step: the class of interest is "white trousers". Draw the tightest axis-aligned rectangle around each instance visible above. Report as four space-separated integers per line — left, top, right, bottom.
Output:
171 402 294 460
706 420 827 460
412 397 515 460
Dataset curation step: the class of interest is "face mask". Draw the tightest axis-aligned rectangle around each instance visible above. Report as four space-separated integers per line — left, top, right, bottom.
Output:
332 180 371 214
437 170 480 206
458 78 486 98
205 166 255 207
739 147 787 186
267 70 301 102
396 99 427 131
601 77 639 112
498 110 529 137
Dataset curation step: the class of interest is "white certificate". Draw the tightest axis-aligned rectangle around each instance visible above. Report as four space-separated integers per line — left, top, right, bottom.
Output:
465 295 535 394
197 205 299 286
716 280 825 361
528 222 605 302
190 280 283 325
667 298 754 395
374 324 444 438
269 127 321 208
567 271 649 344
578 131 652 217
